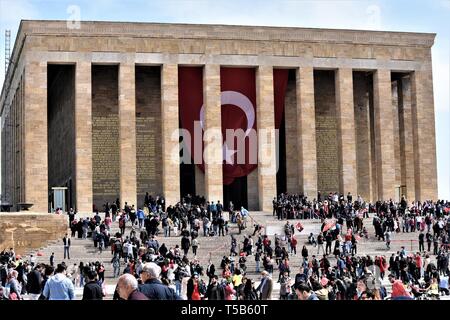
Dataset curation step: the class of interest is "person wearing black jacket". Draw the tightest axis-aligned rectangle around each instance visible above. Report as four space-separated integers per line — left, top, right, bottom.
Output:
205 276 224 300
426 232 433 252
63 234 71 259
139 262 181 300
27 264 43 300
418 232 425 252
181 235 191 256
82 270 104 300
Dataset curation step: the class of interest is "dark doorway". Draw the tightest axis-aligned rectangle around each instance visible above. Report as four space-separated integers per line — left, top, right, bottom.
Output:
180 163 196 199
179 117 196 199
223 176 248 210
276 110 287 195
47 64 76 211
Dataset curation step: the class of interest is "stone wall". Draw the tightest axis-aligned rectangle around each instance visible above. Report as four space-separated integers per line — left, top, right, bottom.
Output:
0 213 68 255
1 76 25 209
314 70 339 195
92 65 120 208
135 66 162 207
47 65 76 208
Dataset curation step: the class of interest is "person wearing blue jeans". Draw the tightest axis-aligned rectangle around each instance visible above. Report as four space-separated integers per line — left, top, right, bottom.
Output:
63 234 71 260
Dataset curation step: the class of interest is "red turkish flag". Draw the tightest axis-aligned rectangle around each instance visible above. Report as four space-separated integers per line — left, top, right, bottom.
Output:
178 67 288 185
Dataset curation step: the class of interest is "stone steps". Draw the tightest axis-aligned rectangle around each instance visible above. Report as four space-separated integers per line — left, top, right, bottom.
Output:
22 212 442 300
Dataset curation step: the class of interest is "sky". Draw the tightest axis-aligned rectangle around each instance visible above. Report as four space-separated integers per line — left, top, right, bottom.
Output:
0 0 449 200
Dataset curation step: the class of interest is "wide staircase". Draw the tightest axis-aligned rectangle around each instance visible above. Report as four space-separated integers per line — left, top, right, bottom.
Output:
26 211 444 300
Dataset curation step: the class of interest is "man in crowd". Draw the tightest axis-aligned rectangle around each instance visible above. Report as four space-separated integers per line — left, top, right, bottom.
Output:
42 263 75 300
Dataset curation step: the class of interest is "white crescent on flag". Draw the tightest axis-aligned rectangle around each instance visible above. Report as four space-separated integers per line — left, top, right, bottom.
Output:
199 90 255 163
199 90 255 136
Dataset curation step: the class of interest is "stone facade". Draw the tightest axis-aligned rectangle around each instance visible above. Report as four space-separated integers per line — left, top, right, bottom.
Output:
315 70 339 195
75 61 93 213
91 65 120 208
23 60 48 212
297 67 318 199
373 69 396 200
203 64 223 204
0 20 439 215
256 66 277 211
161 64 180 206
118 61 137 208
0 213 68 255
135 66 163 206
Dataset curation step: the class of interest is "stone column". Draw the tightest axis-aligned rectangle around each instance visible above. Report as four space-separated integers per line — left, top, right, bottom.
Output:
392 80 402 195
161 64 180 205
75 61 93 213
335 68 357 196
411 68 438 201
256 66 277 212
24 60 48 212
399 75 416 201
119 62 137 207
296 67 318 199
373 69 396 200
203 64 223 204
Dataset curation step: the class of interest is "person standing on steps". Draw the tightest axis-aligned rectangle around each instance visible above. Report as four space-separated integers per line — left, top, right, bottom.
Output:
82 270 104 300
419 232 425 252
68 208 76 225
191 237 199 256
63 234 71 260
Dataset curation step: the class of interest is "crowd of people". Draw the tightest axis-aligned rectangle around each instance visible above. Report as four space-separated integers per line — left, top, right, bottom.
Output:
1 192 449 300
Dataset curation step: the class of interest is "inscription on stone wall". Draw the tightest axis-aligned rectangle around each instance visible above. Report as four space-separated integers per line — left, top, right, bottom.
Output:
314 71 339 194
92 65 120 208
135 67 162 207
316 116 339 194
92 115 120 203
136 117 156 190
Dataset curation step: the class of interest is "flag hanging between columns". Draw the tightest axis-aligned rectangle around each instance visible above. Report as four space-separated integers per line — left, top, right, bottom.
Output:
179 67 288 185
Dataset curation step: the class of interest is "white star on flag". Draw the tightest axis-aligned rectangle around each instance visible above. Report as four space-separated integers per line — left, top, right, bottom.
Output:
223 143 237 165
